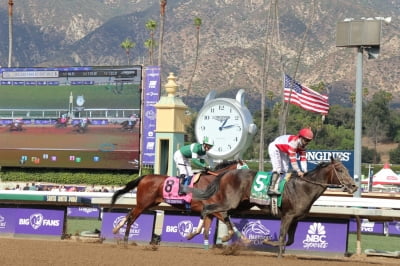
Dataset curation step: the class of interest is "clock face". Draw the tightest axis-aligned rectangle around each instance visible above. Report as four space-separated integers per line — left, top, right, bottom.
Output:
195 99 245 159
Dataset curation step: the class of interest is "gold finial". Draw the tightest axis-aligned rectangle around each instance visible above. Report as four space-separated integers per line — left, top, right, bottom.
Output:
165 72 178 97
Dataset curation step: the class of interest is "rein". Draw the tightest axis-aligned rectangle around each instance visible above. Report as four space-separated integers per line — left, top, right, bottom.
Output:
206 170 219 176
297 162 344 188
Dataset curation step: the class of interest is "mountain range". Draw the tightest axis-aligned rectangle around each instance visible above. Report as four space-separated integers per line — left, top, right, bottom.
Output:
0 0 399 112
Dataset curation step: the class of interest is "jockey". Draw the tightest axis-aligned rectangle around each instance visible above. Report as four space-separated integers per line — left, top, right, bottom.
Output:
80 117 88 127
267 127 314 195
173 136 214 196
60 114 67 123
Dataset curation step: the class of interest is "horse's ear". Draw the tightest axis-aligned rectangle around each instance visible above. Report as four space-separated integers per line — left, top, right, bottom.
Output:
331 154 342 163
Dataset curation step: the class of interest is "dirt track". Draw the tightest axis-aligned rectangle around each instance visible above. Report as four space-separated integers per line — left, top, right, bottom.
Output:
0 238 398 266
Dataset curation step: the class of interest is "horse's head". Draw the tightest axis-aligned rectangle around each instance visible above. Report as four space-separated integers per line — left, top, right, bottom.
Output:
329 157 358 194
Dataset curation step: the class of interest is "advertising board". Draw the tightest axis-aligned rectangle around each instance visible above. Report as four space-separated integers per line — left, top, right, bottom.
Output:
0 66 142 170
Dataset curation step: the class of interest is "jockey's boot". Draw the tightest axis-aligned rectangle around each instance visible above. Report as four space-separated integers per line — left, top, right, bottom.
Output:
178 174 187 196
267 172 281 195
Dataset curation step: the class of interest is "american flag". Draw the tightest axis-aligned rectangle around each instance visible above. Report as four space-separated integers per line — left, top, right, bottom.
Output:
283 74 329 115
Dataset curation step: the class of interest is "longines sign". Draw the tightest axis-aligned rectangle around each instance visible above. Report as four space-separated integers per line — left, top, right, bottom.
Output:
306 150 354 177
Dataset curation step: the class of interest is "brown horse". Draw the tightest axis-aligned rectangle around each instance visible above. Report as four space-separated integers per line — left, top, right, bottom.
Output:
193 157 358 257
110 160 246 247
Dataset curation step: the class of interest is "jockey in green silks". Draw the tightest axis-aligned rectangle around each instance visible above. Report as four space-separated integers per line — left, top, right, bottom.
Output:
173 137 214 196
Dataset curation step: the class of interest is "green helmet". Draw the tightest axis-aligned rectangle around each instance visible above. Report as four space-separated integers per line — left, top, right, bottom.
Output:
203 136 214 146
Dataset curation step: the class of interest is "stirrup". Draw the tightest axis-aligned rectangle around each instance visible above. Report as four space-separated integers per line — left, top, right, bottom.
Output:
267 189 281 196
178 185 187 196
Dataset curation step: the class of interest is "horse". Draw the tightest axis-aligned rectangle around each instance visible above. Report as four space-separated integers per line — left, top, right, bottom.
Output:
73 118 91 133
192 157 358 257
55 116 70 128
120 120 136 131
110 160 247 247
9 121 23 131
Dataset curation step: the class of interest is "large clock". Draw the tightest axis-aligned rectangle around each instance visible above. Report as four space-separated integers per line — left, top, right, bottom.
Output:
195 89 257 159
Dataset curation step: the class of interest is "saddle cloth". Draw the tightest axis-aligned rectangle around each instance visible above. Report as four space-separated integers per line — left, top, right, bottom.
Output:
249 171 287 206
162 174 200 205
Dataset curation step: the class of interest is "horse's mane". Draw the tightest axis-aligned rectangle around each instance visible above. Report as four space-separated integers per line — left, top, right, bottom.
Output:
214 160 240 170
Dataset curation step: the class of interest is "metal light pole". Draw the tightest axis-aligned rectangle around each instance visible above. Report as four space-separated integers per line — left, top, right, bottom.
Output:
336 17 390 197
353 47 363 197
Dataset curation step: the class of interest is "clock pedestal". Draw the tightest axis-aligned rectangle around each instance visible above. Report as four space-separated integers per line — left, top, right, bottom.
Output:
154 73 188 176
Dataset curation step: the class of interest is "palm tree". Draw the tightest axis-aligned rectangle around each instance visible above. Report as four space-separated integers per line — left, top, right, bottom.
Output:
158 0 167 67
186 17 202 98
8 0 14 67
145 19 157 65
144 39 157 65
120 38 136 65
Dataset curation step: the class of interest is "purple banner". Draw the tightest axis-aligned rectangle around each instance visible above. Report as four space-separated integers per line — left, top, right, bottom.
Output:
0 208 17 234
387 221 400 236
161 213 217 245
349 218 384 234
228 217 348 254
285 220 348 253
101 211 155 242
141 66 160 165
67 207 100 218
14 208 65 236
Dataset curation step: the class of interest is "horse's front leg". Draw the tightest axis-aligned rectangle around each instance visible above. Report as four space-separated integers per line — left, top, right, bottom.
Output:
263 215 294 258
220 215 235 242
277 215 295 258
186 218 204 241
285 220 298 247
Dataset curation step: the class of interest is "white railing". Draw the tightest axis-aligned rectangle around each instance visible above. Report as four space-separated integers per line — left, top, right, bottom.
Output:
0 108 139 119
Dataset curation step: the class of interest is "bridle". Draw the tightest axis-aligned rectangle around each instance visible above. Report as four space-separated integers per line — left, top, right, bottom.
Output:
296 161 347 188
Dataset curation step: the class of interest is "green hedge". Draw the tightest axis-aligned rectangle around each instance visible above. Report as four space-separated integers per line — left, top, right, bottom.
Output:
0 167 139 186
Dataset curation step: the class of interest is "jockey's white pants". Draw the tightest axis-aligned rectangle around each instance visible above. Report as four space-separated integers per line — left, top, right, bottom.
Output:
268 142 290 174
173 150 193 176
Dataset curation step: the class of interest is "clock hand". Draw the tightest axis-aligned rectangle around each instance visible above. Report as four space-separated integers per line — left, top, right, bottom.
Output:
219 118 229 131
221 124 238 130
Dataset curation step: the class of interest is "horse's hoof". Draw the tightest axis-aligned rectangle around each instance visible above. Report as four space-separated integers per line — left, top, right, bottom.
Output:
240 237 251 245
221 234 233 242
186 233 195 240
263 239 279 246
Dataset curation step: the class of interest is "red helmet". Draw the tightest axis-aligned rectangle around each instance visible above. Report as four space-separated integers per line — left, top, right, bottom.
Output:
298 128 313 140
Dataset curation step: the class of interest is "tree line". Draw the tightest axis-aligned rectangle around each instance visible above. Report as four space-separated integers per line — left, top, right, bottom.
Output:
185 87 400 165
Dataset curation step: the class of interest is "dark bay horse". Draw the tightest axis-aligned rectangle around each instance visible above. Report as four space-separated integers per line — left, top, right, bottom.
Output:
110 160 246 247
193 157 358 257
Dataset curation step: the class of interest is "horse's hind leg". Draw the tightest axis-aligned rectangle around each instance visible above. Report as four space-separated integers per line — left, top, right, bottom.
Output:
112 207 143 244
123 208 144 243
202 215 213 249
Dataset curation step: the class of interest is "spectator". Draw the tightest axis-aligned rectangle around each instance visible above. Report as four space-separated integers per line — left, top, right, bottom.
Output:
29 183 38 191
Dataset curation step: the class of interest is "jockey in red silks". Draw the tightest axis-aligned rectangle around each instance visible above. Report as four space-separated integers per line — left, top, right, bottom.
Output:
60 114 67 124
267 128 314 195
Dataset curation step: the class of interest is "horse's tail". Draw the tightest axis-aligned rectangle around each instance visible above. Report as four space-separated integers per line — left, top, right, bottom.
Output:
110 175 144 209
191 172 224 200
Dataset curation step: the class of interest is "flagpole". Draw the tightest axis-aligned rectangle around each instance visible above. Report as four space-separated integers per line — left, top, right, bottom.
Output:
280 73 290 135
